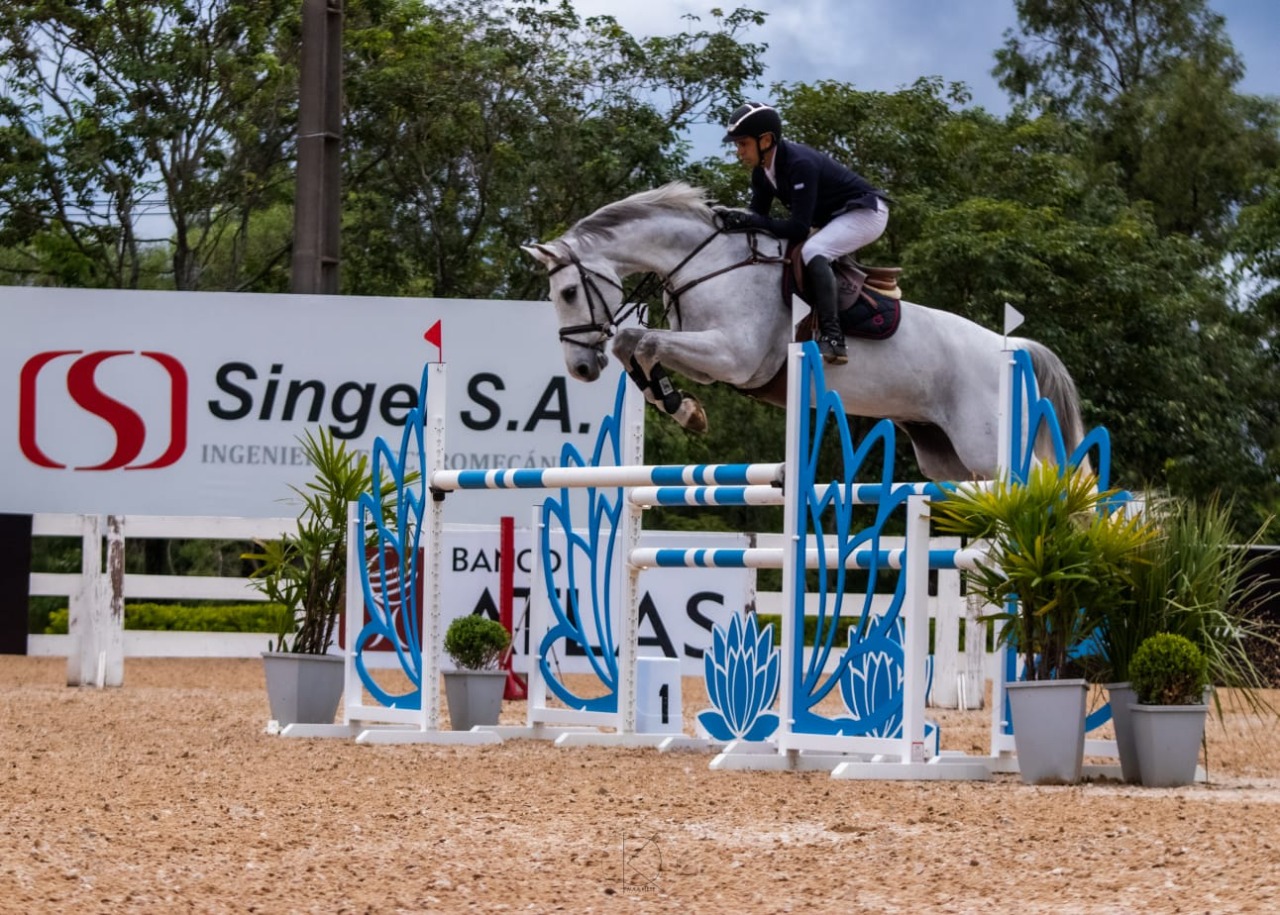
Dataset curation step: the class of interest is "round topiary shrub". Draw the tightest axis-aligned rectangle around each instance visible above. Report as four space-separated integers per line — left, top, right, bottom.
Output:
1130 632 1210 705
444 614 511 670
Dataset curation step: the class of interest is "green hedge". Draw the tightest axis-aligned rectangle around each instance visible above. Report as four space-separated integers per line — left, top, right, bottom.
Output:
44 602 287 635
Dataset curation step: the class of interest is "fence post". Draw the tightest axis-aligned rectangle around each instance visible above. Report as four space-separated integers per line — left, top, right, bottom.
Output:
67 514 102 686
961 592 987 710
102 515 126 686
930 564 962 708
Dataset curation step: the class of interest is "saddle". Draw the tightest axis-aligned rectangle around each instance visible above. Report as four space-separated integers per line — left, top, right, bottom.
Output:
785 242 902 341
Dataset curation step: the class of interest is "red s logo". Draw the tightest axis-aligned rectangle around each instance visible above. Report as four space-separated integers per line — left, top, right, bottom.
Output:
19 350 188 470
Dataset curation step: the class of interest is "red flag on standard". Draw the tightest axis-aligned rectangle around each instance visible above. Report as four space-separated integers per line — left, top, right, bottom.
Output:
423 320 443 361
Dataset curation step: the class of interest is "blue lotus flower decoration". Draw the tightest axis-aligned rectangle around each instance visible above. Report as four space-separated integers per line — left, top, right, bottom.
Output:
697 612 780 741
787 342 916 738
1009 349 1112 487
354 364 430 709
536 374 630 712
840 615 935 738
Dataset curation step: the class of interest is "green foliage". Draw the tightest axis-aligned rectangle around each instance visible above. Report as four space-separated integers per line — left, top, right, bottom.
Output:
44 603 284 635
444 614 510 670
0 0 299 290
993 0 1280 241
341 0 765 300
243 427 409 654
933 464 1156 680
1130 632 1210 706
4 0 1280 539
1111 496 1277 715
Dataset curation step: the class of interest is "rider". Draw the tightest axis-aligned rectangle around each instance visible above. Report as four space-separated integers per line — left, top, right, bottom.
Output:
719 101 890 364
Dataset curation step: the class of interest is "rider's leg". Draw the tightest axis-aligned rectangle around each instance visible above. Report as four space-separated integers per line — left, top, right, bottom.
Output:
803 255 847 364
804 202 889 363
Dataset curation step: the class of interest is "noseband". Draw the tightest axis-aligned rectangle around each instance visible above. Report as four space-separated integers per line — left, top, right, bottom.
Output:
549 248 633 353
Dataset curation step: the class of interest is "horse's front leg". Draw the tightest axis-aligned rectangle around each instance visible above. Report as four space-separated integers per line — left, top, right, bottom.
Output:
612 328 708 434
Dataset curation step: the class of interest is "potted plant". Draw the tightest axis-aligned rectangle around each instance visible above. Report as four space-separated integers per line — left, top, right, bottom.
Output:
442 614 511 731
244 428 389 728
933 463 1155 784
1087 495 1278 782
1127 632 1211 787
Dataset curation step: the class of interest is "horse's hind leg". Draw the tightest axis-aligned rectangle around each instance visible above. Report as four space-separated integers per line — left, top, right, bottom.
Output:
613 329 708 434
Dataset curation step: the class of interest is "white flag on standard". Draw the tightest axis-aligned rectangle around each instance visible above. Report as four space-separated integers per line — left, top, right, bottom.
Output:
1003 302 1025 336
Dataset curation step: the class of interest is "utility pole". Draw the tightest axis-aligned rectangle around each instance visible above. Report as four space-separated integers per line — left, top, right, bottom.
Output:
292 0 343 294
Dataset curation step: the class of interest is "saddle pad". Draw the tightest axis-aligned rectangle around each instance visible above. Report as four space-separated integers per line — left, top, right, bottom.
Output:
838 287 900 339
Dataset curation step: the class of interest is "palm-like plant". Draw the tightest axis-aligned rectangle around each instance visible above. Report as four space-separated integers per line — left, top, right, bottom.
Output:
244 428 406 654
1116 495 1276 715
933 464 1156 681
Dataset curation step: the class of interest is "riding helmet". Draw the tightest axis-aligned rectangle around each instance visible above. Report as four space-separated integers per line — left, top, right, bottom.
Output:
722 102 783 143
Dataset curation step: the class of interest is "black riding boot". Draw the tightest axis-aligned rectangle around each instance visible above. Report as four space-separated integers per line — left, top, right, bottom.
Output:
804 255 848 364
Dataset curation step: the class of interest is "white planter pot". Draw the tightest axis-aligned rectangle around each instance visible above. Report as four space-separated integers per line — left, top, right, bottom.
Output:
1129 703 1207 788
261 651 344 726
1006 679 1088 785
443 670 507 731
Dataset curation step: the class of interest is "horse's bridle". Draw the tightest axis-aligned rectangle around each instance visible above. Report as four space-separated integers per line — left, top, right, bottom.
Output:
549 221 788 353
549 248 640 354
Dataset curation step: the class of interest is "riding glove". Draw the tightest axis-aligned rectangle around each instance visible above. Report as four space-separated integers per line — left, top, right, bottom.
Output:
714 207 762 232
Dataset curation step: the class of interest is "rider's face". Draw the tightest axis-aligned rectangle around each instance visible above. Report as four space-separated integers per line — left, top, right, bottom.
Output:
733 134 773 169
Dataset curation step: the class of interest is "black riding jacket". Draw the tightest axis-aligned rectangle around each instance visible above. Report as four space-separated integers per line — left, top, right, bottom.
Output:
743 139 888 241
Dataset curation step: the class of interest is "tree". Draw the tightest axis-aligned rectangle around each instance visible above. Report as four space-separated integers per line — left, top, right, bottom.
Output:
339 0 765 300
1232 167 1280 523
773 79 1275 524
0 0 299 290
994 0 1280 241
994 0 1239 112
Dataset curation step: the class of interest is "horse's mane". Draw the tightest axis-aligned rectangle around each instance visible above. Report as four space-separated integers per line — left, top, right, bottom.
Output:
561 182 714 247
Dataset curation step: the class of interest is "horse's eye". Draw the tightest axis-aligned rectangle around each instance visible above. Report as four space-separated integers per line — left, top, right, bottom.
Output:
561 285 578 303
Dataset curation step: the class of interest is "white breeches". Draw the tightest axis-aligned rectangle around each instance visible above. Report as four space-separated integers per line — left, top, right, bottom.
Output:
801 199 889 264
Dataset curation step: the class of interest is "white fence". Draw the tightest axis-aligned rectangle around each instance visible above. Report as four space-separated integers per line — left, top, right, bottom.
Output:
24 514 994 706
27 514 294 683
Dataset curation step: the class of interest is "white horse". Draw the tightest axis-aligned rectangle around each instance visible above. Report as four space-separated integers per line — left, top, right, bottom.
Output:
523 182 1083 481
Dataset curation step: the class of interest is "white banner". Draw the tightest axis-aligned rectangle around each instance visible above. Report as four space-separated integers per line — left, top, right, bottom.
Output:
0 287 622 523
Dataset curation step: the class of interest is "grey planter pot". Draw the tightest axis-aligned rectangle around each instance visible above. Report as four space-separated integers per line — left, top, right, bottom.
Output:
1106 682 1141 784
261 651 344 727
443 670 507 731
1006 679 1089 785
1129 703 1207 788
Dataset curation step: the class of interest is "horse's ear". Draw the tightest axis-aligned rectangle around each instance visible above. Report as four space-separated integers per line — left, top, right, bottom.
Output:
521 243 561 268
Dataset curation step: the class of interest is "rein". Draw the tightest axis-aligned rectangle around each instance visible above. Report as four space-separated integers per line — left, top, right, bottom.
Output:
553 220 788 349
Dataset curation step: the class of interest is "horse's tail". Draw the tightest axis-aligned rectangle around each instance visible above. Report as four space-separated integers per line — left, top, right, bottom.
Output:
1018 339 1086 464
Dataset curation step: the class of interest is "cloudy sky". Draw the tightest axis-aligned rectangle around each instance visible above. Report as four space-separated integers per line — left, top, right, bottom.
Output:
570 0 1278 152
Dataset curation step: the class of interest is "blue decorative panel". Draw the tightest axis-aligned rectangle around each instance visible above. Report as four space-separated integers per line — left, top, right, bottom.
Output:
697 612 780 741
535 375 631 713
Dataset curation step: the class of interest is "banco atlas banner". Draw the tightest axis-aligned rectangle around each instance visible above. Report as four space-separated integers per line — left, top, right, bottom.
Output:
1 287 622 522
344 529 753 677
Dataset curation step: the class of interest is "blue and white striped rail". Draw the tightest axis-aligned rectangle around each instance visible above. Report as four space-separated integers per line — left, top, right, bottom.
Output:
626 480 966 508
430 461 783 492
627 546 987 571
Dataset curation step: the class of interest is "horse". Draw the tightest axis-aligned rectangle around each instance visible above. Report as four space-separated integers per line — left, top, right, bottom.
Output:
522 182 1083 481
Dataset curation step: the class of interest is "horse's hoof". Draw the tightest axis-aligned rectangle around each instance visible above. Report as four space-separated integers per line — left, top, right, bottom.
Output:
674 395 708 435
